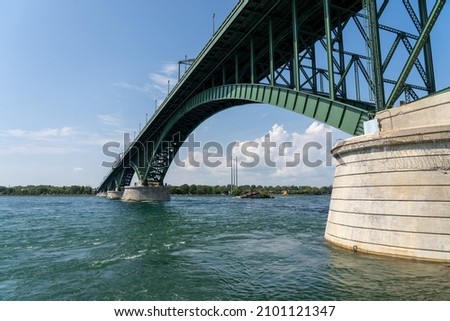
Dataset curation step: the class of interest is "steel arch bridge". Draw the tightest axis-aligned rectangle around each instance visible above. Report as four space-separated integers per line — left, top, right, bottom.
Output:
98 0 446 192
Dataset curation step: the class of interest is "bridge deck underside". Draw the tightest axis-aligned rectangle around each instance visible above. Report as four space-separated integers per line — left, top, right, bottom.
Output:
143 1 365 142
172 0 363 106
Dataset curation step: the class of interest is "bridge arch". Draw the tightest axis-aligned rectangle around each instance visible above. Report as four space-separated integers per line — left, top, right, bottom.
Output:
141 83 371 184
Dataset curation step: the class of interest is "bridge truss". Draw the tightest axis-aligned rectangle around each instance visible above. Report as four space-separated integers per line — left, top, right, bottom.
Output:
98 0 446 192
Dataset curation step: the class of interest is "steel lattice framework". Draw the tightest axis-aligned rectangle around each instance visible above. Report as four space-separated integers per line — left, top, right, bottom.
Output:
98 0 446 192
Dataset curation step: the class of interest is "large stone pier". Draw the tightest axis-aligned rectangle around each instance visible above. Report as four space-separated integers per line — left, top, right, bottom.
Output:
106 190 124 200
121 185 171 202
325 91 450 263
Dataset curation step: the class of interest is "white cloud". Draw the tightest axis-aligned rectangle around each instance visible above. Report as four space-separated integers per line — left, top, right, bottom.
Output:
113 62 178 99
2 127 77 140
259 111 270 119
73 167 84 172
113 81 153 94
0 126 118 158
233 122 332 172
166 122 343 186
147 71 177 96
98 114 122 126
160 62 178 75
305 121 326 135
0 145 83 156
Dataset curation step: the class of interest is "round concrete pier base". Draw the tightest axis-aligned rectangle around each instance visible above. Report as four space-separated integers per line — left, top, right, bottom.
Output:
122 185 171 202
325 91 450 263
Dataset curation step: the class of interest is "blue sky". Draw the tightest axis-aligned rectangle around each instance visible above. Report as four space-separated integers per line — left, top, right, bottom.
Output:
0 0 449 187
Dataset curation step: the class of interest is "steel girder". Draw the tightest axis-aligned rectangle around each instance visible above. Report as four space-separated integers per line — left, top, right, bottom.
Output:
141 84 371 183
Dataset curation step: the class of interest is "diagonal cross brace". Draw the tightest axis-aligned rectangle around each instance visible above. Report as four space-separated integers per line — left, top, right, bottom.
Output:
385 0 446 108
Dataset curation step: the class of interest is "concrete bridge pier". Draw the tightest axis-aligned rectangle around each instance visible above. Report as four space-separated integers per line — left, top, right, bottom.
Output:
325 91 450 263
106 190 124 200
121 183 171 202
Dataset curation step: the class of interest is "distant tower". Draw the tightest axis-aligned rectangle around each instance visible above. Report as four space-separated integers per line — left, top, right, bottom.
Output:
230 156 238 195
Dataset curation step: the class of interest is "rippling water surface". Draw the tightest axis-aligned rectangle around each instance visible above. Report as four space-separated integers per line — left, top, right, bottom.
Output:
0 195 448 300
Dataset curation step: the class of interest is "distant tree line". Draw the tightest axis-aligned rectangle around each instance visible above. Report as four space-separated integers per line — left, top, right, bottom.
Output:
0 185 94 195
168 184 332 196
0 184 331 196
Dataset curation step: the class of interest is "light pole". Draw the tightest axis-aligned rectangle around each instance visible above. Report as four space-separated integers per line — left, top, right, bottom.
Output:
230 156 239 195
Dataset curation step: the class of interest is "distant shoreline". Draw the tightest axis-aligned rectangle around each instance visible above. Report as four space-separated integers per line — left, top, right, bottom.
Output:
0 185 94 196
1 184 331 196
168 184 331 196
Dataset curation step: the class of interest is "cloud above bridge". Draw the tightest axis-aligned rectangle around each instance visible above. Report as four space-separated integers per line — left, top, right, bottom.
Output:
166 121 341 187
113 62 178 101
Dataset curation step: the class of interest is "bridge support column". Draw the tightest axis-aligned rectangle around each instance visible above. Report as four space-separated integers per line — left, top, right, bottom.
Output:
121 184 171 202
325 91 450 263
107 190 124 200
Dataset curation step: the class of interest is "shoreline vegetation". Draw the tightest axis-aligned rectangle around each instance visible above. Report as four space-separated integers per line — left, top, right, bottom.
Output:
0 185 95 196
169 184 332 196
0 184 332 196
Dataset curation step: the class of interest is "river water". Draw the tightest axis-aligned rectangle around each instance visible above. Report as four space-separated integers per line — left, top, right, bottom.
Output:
0 195 448 301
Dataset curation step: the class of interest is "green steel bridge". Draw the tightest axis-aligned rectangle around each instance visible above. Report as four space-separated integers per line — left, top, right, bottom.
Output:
98 0 446 192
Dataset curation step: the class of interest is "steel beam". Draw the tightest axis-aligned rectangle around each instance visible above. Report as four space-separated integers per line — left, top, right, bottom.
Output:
292 0 300 90
235 51 239 84
366 0 386 110
419 0 436 93
323 0 335 100
386 0 445 108
337 16 347 98
269 16 275 86
311 45 317 93
250 37 255 84
222 65 226 85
